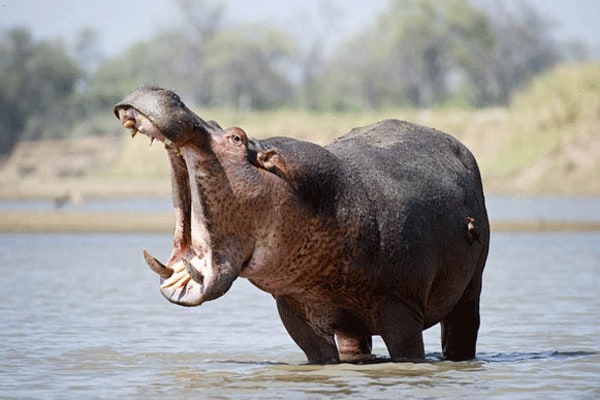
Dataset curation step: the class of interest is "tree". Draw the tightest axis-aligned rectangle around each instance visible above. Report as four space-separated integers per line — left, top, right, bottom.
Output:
312 0 496 109
292 0 343 109
88 23 295 110
201 25 295 109
0 28 82 155
175 0 224 41
481 0 560 104
87 31 191 110
311 0 561 109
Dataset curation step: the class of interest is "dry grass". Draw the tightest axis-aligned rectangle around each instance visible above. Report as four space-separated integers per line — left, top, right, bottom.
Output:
0 211 172 233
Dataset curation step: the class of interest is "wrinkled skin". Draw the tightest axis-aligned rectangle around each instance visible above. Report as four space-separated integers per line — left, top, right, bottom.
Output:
114 87 489 364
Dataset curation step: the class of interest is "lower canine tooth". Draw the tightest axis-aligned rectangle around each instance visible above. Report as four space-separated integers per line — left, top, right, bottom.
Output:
130 129 138 138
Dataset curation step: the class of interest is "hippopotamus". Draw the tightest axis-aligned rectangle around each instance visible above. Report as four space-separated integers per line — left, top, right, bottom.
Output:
114 87 489 364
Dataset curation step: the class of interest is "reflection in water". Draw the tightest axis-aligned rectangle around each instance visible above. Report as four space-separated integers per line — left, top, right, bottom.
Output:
0 232 599 399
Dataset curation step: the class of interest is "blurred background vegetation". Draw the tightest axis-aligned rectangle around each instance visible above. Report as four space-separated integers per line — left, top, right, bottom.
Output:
1 0 599 196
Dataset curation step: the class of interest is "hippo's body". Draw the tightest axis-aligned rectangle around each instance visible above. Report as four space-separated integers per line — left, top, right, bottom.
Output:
115 87 489 364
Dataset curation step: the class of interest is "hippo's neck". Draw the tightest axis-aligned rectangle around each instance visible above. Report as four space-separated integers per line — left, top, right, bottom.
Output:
246 163 380 297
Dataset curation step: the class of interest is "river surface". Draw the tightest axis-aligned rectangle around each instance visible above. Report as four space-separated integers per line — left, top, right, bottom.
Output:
1 220 599 398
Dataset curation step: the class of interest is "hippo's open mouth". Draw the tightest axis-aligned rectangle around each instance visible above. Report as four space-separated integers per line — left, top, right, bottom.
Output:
119 107 169 146
115 104 240 307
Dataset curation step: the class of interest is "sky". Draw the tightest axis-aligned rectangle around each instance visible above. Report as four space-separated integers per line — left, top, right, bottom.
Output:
1 0 599 59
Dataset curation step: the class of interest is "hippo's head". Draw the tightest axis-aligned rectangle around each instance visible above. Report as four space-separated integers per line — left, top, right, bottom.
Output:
113 87 307 306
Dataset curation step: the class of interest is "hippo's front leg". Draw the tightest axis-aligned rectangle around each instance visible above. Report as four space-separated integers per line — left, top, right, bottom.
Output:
275 297 339 364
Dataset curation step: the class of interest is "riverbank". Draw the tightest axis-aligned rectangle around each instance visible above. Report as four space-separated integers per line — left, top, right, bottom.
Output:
2 210 599 233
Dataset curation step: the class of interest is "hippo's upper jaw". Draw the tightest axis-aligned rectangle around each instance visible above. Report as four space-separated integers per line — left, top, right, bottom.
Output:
116 106 169 146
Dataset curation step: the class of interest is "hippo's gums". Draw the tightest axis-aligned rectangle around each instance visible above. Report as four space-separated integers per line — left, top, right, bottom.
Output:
114 87 489 364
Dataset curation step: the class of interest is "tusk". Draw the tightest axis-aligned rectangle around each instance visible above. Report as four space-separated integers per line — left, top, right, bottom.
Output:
143 248 173 278
183 257 204 284
130 129 138 138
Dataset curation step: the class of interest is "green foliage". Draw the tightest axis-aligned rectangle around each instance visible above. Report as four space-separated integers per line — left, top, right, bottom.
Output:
0 28 83 154
312 0 560 110
200 25 295 109
87 25 295 110
87 32 191 109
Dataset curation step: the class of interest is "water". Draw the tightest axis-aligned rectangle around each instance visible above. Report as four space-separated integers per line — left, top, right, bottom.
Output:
1 231 599 398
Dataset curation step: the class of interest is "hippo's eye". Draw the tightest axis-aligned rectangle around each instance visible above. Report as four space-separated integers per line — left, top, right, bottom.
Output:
231 134 242 145
225 127 247 147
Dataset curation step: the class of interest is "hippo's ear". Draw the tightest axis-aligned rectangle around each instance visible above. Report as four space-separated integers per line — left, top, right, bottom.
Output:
257 149 287 177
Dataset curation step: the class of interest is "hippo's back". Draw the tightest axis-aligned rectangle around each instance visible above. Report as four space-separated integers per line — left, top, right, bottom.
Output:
326 119 485 208
326 119 488 295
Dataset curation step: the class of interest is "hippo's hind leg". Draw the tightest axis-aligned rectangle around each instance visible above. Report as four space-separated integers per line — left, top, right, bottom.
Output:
440 273 482 361
275 296 339 364
379 300 425 361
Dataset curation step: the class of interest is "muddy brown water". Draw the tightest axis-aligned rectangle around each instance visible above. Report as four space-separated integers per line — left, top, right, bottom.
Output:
1 230 598 399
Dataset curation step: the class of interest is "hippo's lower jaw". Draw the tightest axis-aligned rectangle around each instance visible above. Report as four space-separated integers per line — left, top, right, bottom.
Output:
143 249 210 306
143 242 248 307
144 249 212 307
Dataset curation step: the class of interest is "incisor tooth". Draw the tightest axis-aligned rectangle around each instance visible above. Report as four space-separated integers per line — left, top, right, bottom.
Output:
160 268 189 289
